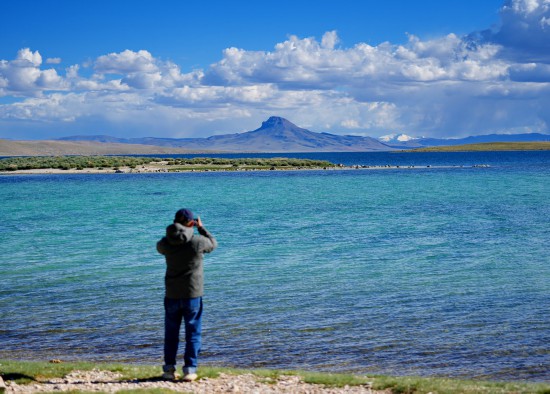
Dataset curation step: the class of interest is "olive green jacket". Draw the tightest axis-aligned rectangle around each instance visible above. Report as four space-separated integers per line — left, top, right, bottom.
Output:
157 223 217 298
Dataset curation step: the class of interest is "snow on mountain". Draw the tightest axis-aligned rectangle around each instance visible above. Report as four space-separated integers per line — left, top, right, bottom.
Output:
379 133 418 143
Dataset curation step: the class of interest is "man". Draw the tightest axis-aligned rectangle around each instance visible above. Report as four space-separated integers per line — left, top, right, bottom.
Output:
157 208 217 382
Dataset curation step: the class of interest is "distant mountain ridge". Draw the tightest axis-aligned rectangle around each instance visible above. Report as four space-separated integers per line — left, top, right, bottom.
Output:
58 116 550 152
59 116 391 152
0 139 205 157
379 132 550 148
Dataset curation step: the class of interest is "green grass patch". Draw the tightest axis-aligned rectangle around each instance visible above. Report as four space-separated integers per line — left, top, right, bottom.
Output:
409 141 550 152
296 370 371 387
1 360 549 393
370 374 550 394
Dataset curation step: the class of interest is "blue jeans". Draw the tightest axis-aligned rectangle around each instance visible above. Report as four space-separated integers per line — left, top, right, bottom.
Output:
164 296 203 374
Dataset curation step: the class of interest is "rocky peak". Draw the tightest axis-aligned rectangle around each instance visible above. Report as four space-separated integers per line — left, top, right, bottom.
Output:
260 116 296 130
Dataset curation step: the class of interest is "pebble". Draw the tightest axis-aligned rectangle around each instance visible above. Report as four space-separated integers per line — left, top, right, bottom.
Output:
3 370 381 393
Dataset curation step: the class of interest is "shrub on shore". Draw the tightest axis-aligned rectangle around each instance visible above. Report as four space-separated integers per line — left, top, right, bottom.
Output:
0 156 334 172
0 156 160 171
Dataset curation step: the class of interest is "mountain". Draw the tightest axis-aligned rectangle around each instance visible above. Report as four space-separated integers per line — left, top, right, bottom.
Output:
380 132 550 148
58 117 550 152
59 117 392 152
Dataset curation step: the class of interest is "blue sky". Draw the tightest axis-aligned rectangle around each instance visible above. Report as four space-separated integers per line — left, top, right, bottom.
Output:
1 0 549 139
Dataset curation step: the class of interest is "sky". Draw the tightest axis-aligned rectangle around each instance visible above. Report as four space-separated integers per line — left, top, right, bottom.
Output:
1 0 549 140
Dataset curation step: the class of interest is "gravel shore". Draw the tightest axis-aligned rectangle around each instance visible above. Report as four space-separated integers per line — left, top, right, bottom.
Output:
0 163 469 175
3 368 384 393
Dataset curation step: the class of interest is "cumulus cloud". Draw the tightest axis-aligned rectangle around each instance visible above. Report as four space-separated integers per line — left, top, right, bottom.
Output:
1 0 550 139
0 48 66 97
474 0 550 62
94 49 158 74
16 48 42 67
205 31 510 91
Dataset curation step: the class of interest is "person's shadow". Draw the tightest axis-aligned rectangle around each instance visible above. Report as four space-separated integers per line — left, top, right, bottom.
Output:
2 372 36 383
1 373 173 386
120 376 171 383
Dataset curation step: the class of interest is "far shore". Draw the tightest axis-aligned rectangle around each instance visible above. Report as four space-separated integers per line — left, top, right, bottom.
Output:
2 139 550 158
0 162 492 175
407 141 550 152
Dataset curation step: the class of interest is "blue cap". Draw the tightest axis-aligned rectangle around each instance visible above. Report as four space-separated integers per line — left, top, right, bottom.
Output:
174 208 194 223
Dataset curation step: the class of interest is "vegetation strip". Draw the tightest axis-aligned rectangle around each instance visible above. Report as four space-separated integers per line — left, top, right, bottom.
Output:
409 141 550 152
1 360 549 394
0 156 335 172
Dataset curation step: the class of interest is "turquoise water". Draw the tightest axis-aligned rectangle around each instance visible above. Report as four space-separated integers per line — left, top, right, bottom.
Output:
0 152 549 381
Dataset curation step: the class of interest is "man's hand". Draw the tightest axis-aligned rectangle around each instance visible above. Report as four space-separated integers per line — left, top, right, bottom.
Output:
195 217 203 227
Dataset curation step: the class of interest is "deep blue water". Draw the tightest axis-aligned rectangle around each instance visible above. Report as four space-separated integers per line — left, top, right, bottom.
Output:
0 151 548 381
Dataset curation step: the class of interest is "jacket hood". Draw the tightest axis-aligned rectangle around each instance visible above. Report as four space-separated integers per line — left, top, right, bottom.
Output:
165 223 194 245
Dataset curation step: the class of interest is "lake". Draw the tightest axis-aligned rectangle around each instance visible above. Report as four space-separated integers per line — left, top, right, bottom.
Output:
0 151 548 381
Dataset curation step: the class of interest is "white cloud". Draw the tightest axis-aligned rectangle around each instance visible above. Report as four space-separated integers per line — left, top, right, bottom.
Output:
509 62 550 81
205 31 510 89
341 119 360 129
37 69 64 88
122 71 162 89
0 48 65 96
0 93 79 122
505 0 542 15
95 49 158 74
321 31 339 49
15 48 42 67
478 0 550 61
46 57 62 64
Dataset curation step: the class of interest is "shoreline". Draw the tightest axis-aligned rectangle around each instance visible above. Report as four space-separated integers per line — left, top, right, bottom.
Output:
0 162 491 175
2 359 548 394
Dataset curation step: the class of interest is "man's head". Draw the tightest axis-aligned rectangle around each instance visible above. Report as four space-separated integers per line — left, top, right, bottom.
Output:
174 208 195 227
